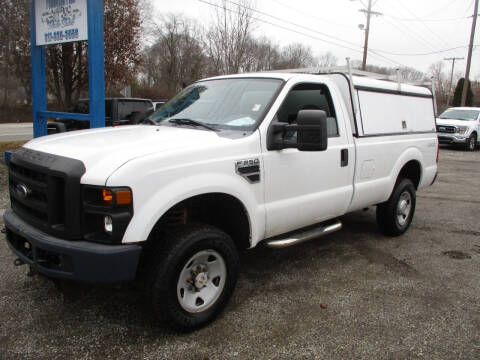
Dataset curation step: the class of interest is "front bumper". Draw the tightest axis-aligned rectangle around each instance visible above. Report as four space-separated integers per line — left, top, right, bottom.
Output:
3 209 142 284
437 134 468 144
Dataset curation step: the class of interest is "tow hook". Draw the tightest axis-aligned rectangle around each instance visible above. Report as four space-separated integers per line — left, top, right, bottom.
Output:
14 258 25 267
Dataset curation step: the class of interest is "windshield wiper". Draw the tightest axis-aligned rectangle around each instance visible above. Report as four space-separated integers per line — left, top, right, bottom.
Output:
168 118 218 132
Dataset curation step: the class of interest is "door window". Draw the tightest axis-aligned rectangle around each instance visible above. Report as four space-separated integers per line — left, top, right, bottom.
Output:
275 83 339 143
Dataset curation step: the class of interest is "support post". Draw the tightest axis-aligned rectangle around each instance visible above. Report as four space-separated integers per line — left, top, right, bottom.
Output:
30 0 47 138
346 58 360 122
87 0 105 128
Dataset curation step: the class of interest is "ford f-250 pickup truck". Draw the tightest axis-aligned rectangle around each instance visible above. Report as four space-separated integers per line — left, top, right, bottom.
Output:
4 69 438 331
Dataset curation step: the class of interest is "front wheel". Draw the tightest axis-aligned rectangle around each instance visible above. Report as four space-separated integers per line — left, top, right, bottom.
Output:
146 224 239 332
376 178 416 236
466 134 476 151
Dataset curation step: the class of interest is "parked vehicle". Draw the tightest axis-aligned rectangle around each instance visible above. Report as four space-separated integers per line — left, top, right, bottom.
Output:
436 107 480 151
48 98 154 133
4 69 438 331
152 99 168 111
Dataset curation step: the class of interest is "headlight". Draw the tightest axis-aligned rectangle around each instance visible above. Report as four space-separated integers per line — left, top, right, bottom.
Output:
456 126 468 134
82 186 133 243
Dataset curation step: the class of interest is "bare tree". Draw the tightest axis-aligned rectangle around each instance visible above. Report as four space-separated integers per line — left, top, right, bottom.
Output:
243 36 281 72
277 43 316 69
318 52 338 68
3 0 143 110
429 61 449 112
143 14 207 95
206 0 255 75
0 0 30 106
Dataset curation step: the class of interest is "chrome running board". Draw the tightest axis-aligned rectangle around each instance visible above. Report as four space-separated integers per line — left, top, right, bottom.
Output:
264 220 342 249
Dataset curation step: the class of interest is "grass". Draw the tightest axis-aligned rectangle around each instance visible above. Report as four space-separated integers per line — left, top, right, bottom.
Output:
0 140 27 153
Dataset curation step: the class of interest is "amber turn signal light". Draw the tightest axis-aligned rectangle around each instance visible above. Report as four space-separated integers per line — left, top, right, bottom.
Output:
116 190 132 205
102 189 113 204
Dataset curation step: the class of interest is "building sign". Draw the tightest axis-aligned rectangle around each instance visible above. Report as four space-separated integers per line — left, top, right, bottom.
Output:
35 0 88 46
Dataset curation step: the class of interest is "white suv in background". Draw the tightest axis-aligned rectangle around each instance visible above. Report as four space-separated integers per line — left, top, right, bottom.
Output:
436 107 480 151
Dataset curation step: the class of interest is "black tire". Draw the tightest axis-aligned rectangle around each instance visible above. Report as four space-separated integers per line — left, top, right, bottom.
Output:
146 224 239 332
466 134 476 151
376 178 416 236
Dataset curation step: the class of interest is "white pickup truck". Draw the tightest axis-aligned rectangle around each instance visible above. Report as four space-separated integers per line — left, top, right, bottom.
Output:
436 107 480 151
4 69 438 331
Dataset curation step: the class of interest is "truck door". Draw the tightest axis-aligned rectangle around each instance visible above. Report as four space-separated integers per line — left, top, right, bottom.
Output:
262 82 354 238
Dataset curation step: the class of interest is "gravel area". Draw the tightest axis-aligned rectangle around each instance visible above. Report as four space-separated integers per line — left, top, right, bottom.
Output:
0 147 479 359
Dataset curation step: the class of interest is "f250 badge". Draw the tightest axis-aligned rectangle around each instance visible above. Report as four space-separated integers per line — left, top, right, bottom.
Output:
235 158 261 183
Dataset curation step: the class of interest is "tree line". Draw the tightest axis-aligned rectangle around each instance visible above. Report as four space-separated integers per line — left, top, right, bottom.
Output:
0 0 478 113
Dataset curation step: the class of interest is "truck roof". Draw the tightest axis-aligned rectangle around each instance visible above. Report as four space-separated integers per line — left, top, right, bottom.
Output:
204 71 432 97
444 106 480 111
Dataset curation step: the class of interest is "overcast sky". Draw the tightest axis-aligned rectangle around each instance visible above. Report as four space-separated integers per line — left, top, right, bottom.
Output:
152 0 479 78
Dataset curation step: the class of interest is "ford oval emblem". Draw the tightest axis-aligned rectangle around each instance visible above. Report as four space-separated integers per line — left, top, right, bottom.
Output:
15 184 31 199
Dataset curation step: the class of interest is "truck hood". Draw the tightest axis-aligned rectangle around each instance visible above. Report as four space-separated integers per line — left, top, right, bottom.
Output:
436 118 475 127
23 125 231 185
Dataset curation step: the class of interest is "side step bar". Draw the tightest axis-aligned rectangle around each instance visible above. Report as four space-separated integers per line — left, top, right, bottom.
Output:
264 220 342 249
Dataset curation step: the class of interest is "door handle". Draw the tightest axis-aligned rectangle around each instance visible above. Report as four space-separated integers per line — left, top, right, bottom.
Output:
341 149 348 167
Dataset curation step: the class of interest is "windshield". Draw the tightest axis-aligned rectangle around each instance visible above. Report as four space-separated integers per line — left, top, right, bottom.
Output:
148 78 283 130
439 109 480 121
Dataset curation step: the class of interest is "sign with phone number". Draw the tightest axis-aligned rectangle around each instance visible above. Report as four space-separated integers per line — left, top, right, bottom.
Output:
35 0 88 45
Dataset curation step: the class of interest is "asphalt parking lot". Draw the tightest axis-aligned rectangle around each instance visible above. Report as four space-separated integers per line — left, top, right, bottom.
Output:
0 147 479 360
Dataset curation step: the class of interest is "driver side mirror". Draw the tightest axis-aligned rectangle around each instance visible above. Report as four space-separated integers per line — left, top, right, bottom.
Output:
267 109 328 151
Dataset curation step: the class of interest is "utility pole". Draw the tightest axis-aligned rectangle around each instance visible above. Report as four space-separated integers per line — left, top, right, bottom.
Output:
461 0 479 106
444 57 464 107
359 0 382 71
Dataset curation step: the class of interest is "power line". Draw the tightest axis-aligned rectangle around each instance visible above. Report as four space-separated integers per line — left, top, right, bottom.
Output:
222 0 362 51
371 44 479 57
416 0 464 18
378 5 461 60
226 0 403 67
377 15 446 58
197 0 405 67
382 14 470 22
270 0 356 29
394 0 465 59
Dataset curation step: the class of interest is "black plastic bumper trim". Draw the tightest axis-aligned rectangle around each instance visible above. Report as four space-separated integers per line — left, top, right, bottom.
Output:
3 209 142 284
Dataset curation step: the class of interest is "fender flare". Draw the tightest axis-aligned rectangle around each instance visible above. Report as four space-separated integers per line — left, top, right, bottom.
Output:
121 172 263 245
387 146 424 197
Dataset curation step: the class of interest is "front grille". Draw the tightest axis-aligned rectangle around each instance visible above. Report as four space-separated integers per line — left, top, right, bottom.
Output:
9 162 52 226
436 125 456 133
8 148 85 240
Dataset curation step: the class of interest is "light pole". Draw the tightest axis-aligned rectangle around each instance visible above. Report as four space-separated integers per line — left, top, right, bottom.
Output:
444 57 464 107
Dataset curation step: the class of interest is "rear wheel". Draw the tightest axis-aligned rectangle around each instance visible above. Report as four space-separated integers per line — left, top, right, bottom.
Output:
146 224 239 332
376 178 416 236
